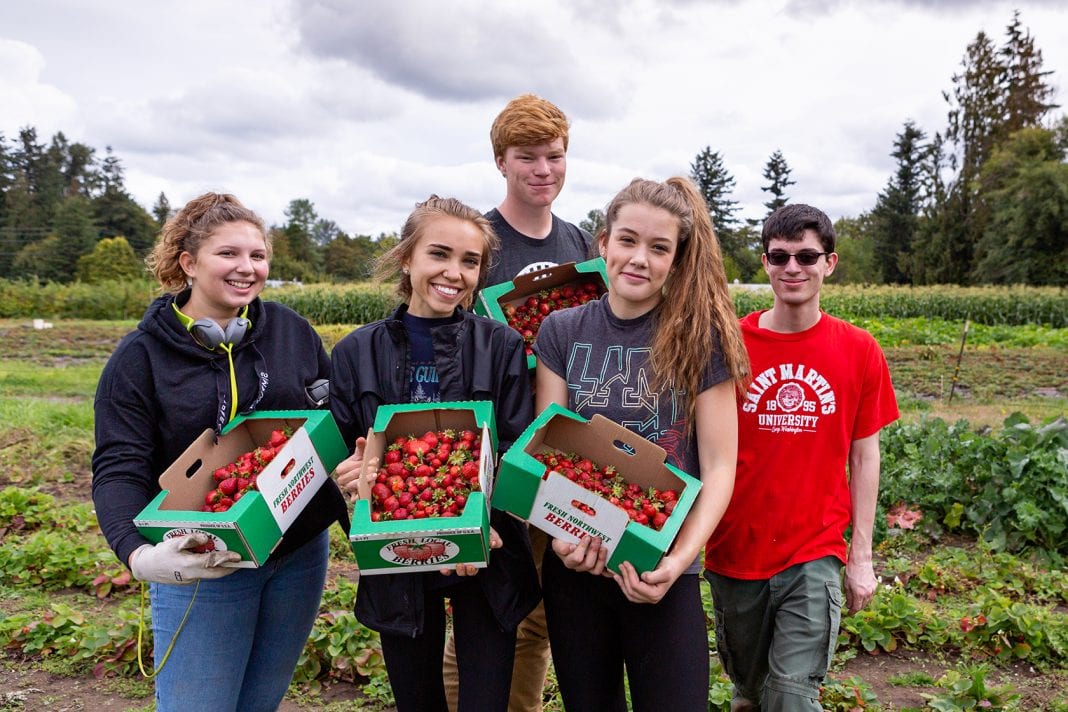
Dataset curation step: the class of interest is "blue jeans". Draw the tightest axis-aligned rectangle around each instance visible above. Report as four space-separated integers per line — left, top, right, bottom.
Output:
150 530 330 712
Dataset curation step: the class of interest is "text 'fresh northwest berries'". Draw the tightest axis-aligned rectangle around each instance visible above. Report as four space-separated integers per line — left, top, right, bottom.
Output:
533 451 678 532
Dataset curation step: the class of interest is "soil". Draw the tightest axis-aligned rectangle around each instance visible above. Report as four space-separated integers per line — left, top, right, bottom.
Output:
3 650 1064 711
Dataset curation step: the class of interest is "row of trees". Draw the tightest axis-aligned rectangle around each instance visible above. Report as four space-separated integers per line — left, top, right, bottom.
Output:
0 129 399 284
688 12 1066 286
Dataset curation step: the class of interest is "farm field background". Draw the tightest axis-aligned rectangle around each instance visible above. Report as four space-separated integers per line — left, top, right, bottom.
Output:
0 283 1065 711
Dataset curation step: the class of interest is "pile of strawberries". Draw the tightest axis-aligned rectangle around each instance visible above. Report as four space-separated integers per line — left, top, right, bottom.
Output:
532 451 679 532
201 428 291 513
370 429 482 522
502 281 602 355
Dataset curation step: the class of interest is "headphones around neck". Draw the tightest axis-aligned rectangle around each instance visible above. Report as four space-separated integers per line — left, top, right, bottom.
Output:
173 302 251 351
191 316 250 350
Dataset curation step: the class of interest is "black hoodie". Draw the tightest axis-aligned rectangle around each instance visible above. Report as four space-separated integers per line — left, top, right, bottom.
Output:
91 290 347 568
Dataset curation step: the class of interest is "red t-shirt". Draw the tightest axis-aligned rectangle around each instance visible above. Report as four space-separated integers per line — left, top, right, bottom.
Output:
704 311 899 579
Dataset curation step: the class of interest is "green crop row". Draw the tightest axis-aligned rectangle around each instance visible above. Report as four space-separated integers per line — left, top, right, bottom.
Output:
2 278 1064 327
731 284 1068 328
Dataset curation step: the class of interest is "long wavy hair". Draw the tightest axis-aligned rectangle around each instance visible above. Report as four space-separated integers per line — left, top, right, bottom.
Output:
600 177 750 424
146 192 269 294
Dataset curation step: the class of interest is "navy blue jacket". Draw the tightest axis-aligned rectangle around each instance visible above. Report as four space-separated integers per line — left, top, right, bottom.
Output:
330 304 540 637
92 290 348 568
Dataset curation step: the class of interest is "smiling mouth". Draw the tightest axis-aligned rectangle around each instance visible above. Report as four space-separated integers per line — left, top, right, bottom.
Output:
432 284 460 298
227 280 253 289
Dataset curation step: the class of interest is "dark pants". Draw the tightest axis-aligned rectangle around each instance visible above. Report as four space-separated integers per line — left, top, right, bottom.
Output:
704 556 843 711
380 576 517 712
542 552 709 712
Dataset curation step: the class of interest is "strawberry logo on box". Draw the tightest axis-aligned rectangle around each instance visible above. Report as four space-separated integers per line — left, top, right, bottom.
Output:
380 537 459 566
163 527 226 554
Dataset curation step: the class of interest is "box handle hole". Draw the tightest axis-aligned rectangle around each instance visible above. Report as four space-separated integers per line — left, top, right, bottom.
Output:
612 440 636 455
571 499 596 516
184 459 202 479
279 459 296 478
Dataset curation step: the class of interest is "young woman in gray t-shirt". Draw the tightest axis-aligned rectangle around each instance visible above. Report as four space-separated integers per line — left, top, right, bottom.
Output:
533 177 750 711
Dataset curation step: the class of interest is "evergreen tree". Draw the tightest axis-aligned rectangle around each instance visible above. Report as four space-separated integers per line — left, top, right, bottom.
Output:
869 121 928 283
281 198 322 274
827 214 877 285
55 194 100 264
690 147 741 238
689 146 761 279
323 232 376 281
761 149 795 218
0 133 10 239
92 147 156 254
1000 11 1059 137
152 192 173 228
63 140 96 197
99 145 125 194
312 218 342 247
971 127 1068 285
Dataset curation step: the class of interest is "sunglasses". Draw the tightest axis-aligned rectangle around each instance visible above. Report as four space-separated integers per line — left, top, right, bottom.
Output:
764 250 831 267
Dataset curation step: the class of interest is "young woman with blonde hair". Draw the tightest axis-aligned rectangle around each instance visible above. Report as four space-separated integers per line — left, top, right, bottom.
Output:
330 195 540 712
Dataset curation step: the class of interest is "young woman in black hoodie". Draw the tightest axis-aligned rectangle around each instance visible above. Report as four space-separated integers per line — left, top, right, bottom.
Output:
329 195 540 712
91 193 347 712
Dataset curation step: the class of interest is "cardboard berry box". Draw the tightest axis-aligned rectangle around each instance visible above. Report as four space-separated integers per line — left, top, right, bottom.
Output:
494 403 701 575
348 401 497 575
134 410 348 567
474 257 609 370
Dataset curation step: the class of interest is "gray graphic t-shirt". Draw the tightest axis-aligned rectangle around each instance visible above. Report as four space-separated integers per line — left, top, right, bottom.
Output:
484 209 593 288
534 296 729 478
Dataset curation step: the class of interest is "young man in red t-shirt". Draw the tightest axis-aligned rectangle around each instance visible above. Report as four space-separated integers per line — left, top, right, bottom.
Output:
704 203 899 711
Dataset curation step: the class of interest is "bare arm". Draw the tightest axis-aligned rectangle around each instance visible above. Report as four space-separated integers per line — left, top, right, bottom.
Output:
845 431 881 614
616 380 738 603
535 363 569 415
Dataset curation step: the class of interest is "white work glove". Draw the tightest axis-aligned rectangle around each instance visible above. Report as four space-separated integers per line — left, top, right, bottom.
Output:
129 533 241 585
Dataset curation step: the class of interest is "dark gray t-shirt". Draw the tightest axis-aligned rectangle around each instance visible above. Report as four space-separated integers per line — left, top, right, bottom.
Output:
484 208 593 287
534 296 730 478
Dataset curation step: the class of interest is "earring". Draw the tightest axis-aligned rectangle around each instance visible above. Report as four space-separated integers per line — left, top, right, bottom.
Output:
402 267 410 275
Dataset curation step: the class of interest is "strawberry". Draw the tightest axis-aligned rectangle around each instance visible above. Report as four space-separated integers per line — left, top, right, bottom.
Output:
534 450 678 531
367 429 484 523
371 483 391 502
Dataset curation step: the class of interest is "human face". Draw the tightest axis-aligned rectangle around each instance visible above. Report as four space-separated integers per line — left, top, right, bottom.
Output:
179 220 268 320
496 137 566 209
601 203 679 319
762 229 837 311
404 216 485 318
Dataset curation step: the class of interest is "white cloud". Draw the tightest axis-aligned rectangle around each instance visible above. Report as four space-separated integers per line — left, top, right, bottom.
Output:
0 39 80 137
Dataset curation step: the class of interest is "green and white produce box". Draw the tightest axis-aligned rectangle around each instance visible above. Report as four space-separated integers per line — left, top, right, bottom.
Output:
349 401 496 574
134 410 347 567
494 403 700 574
474 258 608 370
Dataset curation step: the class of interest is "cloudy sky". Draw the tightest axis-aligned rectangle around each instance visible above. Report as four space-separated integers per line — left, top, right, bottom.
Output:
4 0 1066 236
